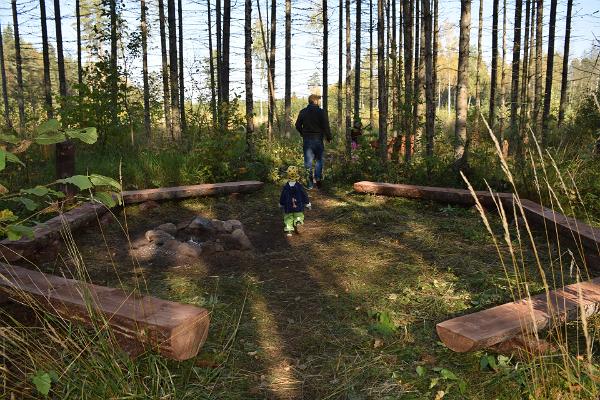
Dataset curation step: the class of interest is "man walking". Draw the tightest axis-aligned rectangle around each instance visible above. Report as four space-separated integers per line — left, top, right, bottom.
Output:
295 94 332 189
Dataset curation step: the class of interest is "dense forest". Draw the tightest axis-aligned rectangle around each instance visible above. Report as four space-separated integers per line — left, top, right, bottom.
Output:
1 0 600 398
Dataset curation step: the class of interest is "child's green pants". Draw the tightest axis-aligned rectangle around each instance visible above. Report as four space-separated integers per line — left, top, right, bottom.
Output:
283 212 304 232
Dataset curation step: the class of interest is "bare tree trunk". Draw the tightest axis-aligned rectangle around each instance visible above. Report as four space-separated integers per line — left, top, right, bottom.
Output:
0 24 12 129
557 0 573 127
207 0 217 123
256 0 278 138
378 0 388 161
474 0 483 136
11 0 25 133
323 0 329 115
423 0 434 157
369 0 374 127
415 0 425 154
509 0 522 142
499 0 507 139
53 0 75 183
141 0 151 138
268 0 276 137
284 0 291 137
432 0 437 112
158 0 172 136
345 0 352 156
541 0 557 143
109 0 118 127
403 0 413 162
245 0 254 151
338 0 343 131
391 0 398 140
533 0 543 136
354 0 361 122
222 0 231 104
216 0 222 108
411 0 421 155
178 0 186 133
519 0 531 138
168 0 181 139
40 0 53 119
454 0 471 167
76 0 83 91
489 0 499 127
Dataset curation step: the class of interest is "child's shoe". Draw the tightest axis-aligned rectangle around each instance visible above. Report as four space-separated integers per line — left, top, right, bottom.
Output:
294 222 304 235
286 231 293 237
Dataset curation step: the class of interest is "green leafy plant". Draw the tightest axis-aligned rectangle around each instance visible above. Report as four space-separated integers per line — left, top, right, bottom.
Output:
368 310 397 336
31 370 58 396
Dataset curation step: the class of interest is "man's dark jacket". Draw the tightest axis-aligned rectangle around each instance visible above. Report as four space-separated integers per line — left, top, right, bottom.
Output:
295 104 332 142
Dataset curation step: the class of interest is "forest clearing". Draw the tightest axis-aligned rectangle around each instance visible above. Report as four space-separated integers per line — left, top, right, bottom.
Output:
0 0 599 398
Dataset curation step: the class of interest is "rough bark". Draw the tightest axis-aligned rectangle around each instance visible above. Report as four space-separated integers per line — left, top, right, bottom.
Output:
423 0 434 157
109 0 118 127
40 0 54 119
345 0 352 156
499 0 507 138
369 0 374 127
158 0 172 135
509 0 522 141
378 0 388 161
354 0 362 122
323 0 329 115
519 0 532 138
284 0 291 137
216 0 222 107
475 0 483 133
268 0 276 137
541 0 558 143
403 0 413 162
338 0 343 131
245 0 254 151
222 0 231 104
167 0 181 139
141 0 151 138
76 0 83 91
557 0 573 127
0 24 11 129
533 0 543 136
432 0 437 112
11 0 25 133
391 0 398 139
207 0 217 123
412 0 420 151
178 0 186 132
489 0 499 127
454 0 471 167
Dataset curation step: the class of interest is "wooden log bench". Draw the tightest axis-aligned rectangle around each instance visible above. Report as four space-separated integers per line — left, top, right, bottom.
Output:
436 277 600 352
122 181 264 204
0 263 210 360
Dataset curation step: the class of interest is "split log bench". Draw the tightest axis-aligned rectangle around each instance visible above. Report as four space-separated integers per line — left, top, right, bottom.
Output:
0 263 210 360
436 277 600 352
122 181 264 203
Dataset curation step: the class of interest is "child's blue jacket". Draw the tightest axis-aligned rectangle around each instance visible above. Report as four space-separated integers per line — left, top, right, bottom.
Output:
279 182 310 213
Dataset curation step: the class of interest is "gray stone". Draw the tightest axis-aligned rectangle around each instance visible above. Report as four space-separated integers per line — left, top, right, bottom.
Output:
177 242 203 258
211 219 229 233
231 228 253 250
200 241 224 254
157 223 177 235
176 220 192 231
187 216 215 234
130 237 149 249
138 200 160 212
226 219 243 231
162 239 182 252
145 229 174 244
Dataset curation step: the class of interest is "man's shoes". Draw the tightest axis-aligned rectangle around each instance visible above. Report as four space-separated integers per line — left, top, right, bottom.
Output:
315 180 322 189
294 222 304 235
306 182 314 190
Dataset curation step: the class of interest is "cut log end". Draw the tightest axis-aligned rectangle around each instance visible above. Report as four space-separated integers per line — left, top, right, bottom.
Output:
435 323 479 353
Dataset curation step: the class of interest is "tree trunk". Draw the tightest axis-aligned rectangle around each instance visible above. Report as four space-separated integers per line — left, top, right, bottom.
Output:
509 0 522 142
403 0 413 162
338 0 343 131
323 0 329 115
411 0 421 156
256 0 277 138
207 0 217 123
0 24 12 129
557 0 573 127
541 0 557 143
533 0 543 136
454 0 471 167
109 0 118 127
178 0 186 133
474 0 483 136
391 0 398 141
40 0 53 119
378 0 388 161
354 0 361 122
168 0 181 139
423 0 434 157
158 0 172 136
222 0 231 104
11 0 25 133
268 0 276 137
53 0 75 183
345 0 352 156
519 0 531 137
432 0 437 113
284 0 291 137
76 0 83 91
369 0 374 127
489 0 499 127
415 0 425 155
141 0 151 138
244 0 254 151
499 0 507 139
216 0 222 108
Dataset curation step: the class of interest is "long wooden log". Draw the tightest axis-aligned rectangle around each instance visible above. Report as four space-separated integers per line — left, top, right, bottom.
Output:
0 263 210 360
436 277 600 352
122 181 264 204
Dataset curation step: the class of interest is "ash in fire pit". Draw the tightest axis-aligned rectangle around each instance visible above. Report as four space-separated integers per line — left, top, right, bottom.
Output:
130 216 253 262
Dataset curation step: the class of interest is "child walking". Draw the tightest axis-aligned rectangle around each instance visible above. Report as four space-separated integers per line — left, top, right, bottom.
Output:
279 166 311 236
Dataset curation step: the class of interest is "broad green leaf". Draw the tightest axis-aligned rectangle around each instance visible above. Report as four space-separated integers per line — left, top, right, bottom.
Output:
35 131 67 145
32 371 52 396
57 175 93 190
89 174 121 190
6 152 24 166
37 119 60 134
7 224 35 241
11 197 39 211
439 369 458 381
458 379 467 394
66 127 97 144
479 355 490 372
0 149 6 171
487 355 498 371
0 134 20 144
22 186 50 197
416 365 426 377
93 191 120 208
0 209 17 222
429 377 440 389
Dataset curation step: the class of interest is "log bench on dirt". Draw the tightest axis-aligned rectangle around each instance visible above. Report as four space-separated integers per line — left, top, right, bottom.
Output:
0 262 210 360
436 277 600 352
122 181 264 203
